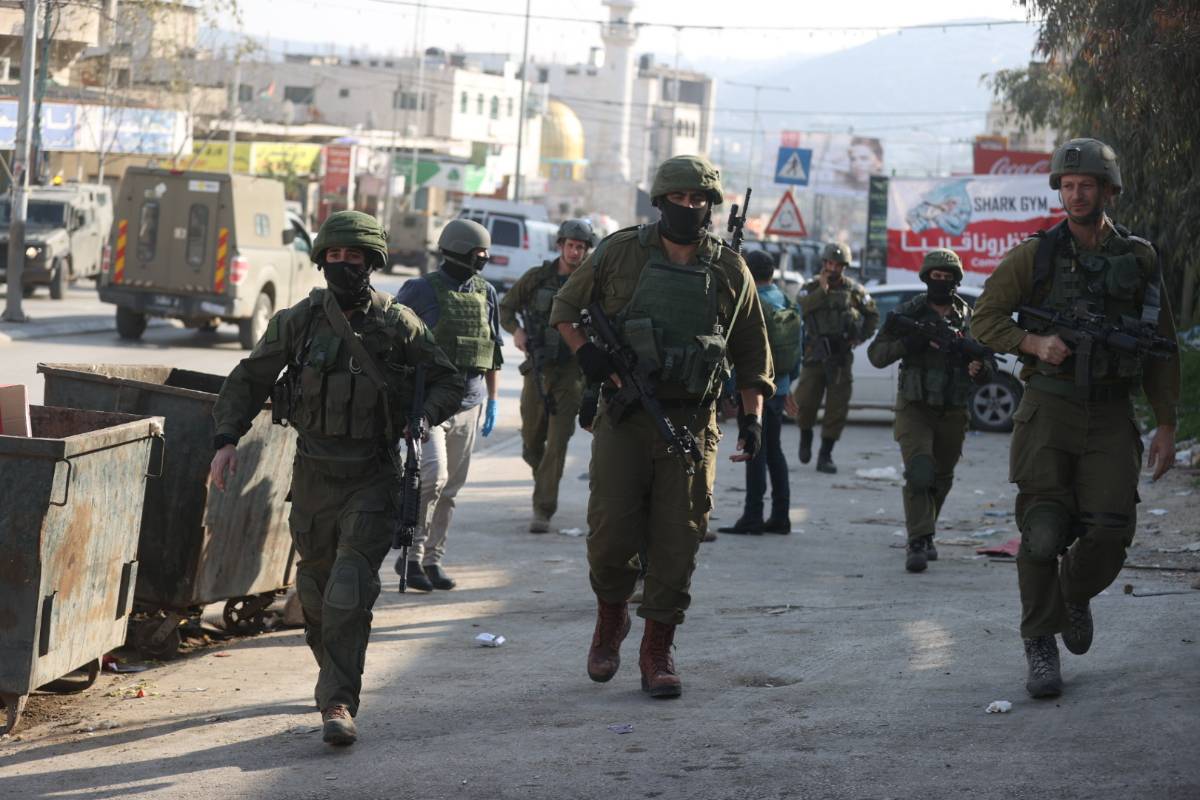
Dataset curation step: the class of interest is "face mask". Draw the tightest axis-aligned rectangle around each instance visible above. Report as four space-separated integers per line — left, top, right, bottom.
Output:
658 200 710 244
925 278 956 305
443 251 488 281
323 260 372 309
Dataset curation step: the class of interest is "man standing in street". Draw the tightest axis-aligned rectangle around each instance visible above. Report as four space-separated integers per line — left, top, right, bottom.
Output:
500 219 595 533
786 243 878 474
971 138 1180 699
209 211 463 746
550 155 774 699
718 249 800 535
392 218 504 592
868 249 990 572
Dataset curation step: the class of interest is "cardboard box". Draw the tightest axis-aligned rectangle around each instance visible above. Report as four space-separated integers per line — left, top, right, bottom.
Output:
0 384 31 437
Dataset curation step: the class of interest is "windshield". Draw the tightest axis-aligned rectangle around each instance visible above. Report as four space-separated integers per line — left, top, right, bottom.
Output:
0 200 68 227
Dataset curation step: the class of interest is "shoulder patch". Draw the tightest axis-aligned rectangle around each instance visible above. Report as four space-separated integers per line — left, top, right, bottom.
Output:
265 313 281 343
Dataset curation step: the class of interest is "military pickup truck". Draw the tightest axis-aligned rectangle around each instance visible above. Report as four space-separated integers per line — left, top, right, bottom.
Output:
100 168 318 349
0 183 113 299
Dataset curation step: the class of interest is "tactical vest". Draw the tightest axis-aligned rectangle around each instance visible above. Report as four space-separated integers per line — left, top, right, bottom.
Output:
525 261 572 365
896 296 975 409
805 280 863 341
1024 224 1146 383
763 295 803 377
426 270 494 373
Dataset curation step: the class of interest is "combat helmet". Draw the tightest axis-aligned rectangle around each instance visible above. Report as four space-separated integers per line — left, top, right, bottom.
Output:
1049 138 1122 193
437 218 491 256
919 248 964 282
650 155 724 206
556 218 596 247
312 210 389 270
821 242 852 265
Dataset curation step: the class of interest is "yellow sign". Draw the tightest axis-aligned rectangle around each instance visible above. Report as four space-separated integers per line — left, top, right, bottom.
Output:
188 141 322 176
188 142 251 173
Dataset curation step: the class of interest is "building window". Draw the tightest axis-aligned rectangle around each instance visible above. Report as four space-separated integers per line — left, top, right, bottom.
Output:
338 88 350 99
476 93 484 115
284 86 315 105
237 84 254 102
489 96 499 120
460 91 468 113
507 97 514 117
393 91 421 110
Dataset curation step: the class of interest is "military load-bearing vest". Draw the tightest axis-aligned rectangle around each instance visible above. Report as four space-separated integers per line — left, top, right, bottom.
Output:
525 261 572 365
763 298 803 378
895 295 975 409
426 270 494 373
805 280 864 341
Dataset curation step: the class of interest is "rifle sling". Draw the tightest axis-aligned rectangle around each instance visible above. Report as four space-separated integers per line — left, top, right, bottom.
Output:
322 292 400 446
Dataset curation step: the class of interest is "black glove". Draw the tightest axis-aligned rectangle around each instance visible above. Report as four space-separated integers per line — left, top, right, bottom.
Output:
737 413 762 459
578 391 599 431
902 334 929 355
576 341 617 384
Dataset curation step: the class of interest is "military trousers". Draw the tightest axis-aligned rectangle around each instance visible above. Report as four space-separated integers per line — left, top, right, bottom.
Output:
792 361 853 441
1009 386 1142 639
409 402 483 566
587 402 719 625
893 402 968 542
289 453 395 716
519 362 584 519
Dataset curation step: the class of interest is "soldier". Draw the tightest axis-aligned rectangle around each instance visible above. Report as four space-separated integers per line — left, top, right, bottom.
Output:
208 211 463 746
971 138 1180 699
500 219 595 533
550 155 774 699
867 249 990 572
785 243 879 474
391 219 504 592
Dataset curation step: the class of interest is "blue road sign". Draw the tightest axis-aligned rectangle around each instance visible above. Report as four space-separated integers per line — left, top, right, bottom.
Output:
774 147 812 186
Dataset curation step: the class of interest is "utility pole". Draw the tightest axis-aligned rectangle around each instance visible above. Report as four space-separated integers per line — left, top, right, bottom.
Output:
227 63 241 174
4 0 41 323
407 0 424 211
725 80 788 188
512 0 531 202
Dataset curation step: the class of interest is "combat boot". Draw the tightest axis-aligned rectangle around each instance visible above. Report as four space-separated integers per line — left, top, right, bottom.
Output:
905 538 928 573
762 514 792 534
587 599 631 683
424 564 456 590
639 619 682 698
816 438 838 474
924 535 938 561
529 514 550 534
1023 635 1063 699
397 559 433 592
1061 601 1093 655
798 428 814 464
321 704 357 746
717 516 764 535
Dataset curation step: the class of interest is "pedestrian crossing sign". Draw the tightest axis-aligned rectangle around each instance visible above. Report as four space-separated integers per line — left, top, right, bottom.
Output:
764 190 808 238
774 147 812 186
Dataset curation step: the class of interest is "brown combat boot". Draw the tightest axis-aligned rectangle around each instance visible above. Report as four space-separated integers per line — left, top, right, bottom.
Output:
321 704 357 746
587 599 631 683
639 619 682 699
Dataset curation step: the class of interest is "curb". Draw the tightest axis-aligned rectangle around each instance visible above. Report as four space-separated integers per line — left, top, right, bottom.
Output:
0 316 172 345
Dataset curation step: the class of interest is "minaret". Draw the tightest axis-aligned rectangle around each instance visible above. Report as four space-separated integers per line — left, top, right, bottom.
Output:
594 0 638 225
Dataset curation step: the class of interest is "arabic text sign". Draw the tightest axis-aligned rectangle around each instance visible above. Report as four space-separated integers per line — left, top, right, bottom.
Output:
885 175 1065 275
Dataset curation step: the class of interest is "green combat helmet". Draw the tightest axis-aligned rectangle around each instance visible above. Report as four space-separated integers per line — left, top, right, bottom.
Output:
1049 138 1122 193
311 210 389 271
650 155 724 206
919 248 964 282
821 242 852 265
556 218 596 246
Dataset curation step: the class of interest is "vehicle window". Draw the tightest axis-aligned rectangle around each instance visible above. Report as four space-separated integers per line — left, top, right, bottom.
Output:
137 201 160 262
490 218 520 248
291 221 311 254
870 291 910 324
255 213 271 238
186 204 209 267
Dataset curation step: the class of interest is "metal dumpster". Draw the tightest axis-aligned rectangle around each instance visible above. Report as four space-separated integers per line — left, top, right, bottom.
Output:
0 405 164 735
38 363 298 658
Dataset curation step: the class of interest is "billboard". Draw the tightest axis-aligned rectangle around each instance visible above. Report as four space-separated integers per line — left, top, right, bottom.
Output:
0 102 189 156
780 130 884 196
973 144 1052 175
881 174 1065 279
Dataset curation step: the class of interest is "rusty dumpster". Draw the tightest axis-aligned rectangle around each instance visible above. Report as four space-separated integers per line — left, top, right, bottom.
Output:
0 406 164 735
38 363 298 658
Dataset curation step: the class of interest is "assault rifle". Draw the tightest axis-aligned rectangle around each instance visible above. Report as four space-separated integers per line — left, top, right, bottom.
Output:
580 302 702 474
394 365 425 592
726 187 752 254
886 314 997 367
519 312 557 417
1018 301 1177 389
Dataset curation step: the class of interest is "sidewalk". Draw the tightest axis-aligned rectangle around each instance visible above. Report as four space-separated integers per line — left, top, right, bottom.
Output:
0 285 173 345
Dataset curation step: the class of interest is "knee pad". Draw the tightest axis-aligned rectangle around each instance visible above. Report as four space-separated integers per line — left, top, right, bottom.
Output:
904 454 937 492
324 549 372 612
1020 502 1072 562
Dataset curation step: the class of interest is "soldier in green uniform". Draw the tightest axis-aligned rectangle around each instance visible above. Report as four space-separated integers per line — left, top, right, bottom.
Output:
500 219 595 533
868 249 990 572
786 243 879 474
550 155 774 699
209 211 463 745
971 138 1180 699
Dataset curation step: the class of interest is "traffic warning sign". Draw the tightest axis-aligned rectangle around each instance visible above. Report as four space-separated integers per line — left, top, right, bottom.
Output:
764 190 808 238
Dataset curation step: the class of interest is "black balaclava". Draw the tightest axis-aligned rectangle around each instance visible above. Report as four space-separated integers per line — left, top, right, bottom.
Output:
924 277 957 306
321 251 372 310
657 198 711 245
442 250 488 282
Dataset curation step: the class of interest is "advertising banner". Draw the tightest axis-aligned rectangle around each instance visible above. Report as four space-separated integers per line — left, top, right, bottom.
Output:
973 144 1052 175
0 102 189 155
884 174 1065 278
780 130 884 196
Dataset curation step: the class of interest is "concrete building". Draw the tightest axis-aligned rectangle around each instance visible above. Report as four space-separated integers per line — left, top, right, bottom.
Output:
0 1 101 85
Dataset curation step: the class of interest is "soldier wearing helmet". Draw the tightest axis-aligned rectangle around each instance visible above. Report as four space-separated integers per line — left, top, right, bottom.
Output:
549 154 774 700
499 218 596 533
209 210 464 746
391 217 505 592
785 241 879 474
868 248 991 572
971 137 1181 700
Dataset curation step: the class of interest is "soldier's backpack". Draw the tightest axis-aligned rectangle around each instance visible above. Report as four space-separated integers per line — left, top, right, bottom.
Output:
763 298 803 377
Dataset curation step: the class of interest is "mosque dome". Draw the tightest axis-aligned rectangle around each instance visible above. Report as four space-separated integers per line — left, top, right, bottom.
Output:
541 100 586 180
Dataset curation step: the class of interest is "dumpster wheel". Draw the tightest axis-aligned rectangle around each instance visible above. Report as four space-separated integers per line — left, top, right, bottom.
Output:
0 692 27 736
38 659 101 694
130 613 184 660
223 593 276 636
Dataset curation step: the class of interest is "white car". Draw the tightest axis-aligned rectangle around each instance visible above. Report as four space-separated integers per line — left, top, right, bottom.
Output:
456 205 559 291
847 283 1024 432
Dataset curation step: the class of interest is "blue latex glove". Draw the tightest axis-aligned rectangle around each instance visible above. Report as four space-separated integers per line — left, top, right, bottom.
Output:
481 399 498 437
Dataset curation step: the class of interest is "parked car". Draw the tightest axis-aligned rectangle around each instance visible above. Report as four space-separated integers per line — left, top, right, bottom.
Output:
456 200 559 290
99 168 318 349
0 183 113 299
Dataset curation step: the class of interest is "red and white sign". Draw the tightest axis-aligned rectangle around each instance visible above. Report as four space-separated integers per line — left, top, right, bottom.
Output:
319 144 355 223
886 175 1064 278
764 190 808 238
973 145 1052 176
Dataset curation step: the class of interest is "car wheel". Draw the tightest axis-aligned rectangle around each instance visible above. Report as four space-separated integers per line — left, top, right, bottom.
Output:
238 291 273 350
49 258 67 300
116 306 147 340
969 373 1023 433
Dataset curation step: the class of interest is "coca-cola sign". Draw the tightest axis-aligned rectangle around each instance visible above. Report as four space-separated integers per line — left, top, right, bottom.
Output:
973 145 1052 175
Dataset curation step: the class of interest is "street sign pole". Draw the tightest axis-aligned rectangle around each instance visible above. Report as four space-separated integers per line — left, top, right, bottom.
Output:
4 0 40 323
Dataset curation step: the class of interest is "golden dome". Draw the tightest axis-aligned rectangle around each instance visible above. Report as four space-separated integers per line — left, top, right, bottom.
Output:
541 100 586 164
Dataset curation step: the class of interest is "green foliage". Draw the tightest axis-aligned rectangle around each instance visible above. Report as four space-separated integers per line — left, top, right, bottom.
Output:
990 1 1200 326
1178 346 1200 441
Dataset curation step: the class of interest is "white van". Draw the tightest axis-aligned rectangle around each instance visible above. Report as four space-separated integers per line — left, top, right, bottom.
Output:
456 201 559 290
